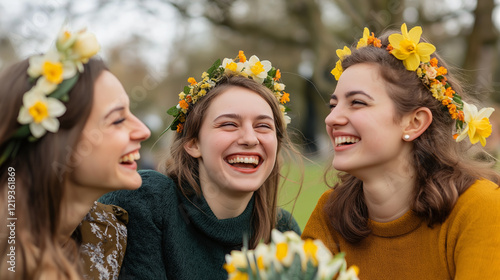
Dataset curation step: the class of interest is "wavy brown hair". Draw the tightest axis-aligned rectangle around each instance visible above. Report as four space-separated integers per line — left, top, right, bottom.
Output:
325 32 500 243
0 58 107 279
161 75 300 248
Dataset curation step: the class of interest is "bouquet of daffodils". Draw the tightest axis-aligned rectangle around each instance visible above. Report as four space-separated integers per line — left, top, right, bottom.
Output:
224 230 359 280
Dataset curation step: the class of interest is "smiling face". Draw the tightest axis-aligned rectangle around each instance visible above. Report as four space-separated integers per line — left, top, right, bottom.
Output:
326 63 411 179
184 86 278 200
67 70 151 191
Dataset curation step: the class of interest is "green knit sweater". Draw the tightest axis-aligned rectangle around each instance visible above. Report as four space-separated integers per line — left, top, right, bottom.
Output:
99 170 300 280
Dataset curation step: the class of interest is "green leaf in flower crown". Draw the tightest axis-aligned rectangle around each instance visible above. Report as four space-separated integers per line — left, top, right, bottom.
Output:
268 67 277 79
11 125 31 139
453 95 462 104
183 86 190 95
207 59 222 76
48 74 79 100
167 106 180 116
0 140 19 166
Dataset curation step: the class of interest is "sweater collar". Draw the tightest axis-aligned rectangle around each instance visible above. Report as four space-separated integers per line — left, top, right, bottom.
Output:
369 210 423 237
178 189 254 245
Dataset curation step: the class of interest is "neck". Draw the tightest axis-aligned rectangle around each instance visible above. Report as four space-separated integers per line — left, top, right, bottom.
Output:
200 183 253 220
362 168 415 223
59 183 108 242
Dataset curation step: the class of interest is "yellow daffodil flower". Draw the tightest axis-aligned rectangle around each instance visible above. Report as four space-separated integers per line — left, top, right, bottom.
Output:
388 23 436 71
357 27 381 49
456 102 494 146
331 46 351 80
17 90 66 138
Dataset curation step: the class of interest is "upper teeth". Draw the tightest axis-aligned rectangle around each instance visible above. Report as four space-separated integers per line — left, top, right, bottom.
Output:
335 136 359 146
119 151 140 163
227 156 259 165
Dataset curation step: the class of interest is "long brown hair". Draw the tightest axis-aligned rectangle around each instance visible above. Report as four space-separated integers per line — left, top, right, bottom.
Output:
162 75 299 248
0 58 107 279
325 32 500 243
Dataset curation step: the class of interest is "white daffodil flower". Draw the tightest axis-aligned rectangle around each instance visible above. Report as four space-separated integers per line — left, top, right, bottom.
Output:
244 55 272 84
17 90 66 138
73 31 100 63
222 58 244 74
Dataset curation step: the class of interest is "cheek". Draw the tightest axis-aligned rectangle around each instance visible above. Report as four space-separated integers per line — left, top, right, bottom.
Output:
263 135 278 156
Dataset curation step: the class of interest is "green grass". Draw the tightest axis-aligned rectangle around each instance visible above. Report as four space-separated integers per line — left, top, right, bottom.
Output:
278 161 331 231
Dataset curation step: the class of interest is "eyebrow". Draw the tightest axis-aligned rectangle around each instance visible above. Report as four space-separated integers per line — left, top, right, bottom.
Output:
104 106 125 119
331 90 374 101
213 113 274 122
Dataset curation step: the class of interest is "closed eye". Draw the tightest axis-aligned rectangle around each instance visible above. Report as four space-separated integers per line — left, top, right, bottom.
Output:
219 122 238 127
352 100 367 106
256 123 274 130
113 118 126 125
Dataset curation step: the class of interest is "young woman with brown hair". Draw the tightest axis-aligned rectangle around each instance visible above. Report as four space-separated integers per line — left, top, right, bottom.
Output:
303 24 500 279
99 52 301 279
0 28 150 279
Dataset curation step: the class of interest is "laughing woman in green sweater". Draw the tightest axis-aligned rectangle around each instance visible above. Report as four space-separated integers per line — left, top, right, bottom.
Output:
303 23 500 279
99 51 301 279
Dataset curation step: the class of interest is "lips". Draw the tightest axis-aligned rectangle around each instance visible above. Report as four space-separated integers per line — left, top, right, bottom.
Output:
119 150 141 164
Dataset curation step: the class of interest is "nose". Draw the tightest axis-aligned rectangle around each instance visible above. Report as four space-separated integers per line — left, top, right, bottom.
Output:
237 124 259 146
130 114 151 142
325 106 348 128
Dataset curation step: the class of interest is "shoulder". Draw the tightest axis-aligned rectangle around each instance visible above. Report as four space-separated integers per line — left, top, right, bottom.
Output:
98 170 178 215
276 208 301 235
99 170 176 203
92 202 129 225
317 189 335 206
457 179 500 208
80 202 128 279
448 179 500 225
139 169 176 190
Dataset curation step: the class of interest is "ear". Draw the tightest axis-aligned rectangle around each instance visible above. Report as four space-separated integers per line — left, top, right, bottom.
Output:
402 107 432 141
184 139 202 158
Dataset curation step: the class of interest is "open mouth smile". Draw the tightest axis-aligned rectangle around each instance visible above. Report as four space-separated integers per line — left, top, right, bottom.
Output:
119 150 141 165
335 136 360 147
225 155 261 169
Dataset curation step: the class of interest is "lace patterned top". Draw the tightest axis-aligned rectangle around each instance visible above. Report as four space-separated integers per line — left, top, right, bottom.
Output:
76 202 128 280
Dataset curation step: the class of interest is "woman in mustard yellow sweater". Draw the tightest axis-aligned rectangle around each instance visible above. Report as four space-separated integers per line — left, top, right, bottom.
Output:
303 23 500 279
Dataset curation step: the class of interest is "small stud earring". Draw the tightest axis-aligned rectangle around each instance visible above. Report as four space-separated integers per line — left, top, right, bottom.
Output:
404 134 410 140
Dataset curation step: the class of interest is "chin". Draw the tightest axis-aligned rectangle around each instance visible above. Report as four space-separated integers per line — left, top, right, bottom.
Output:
120 174 143 190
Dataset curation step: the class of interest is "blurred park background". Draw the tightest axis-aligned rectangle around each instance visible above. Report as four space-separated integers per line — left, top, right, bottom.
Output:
2 0 500 229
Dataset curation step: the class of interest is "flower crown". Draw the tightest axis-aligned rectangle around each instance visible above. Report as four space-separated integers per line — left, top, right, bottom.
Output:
0 27 100 165
163 51 291 134
331 23 494 147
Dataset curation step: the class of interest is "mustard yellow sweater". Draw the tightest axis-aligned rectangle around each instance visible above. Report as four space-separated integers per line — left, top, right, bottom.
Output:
302 179 500 279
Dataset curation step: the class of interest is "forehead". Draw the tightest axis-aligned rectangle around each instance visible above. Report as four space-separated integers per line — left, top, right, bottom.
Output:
333 63 385 97
207 86 273 116
91 71 128 108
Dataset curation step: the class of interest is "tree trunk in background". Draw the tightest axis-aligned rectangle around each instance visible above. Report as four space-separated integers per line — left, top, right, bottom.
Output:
463 0 498 101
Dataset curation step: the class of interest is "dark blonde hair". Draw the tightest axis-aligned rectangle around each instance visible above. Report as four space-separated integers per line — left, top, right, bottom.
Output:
325 32 500 243
162 75 298 248
0 58 107 279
